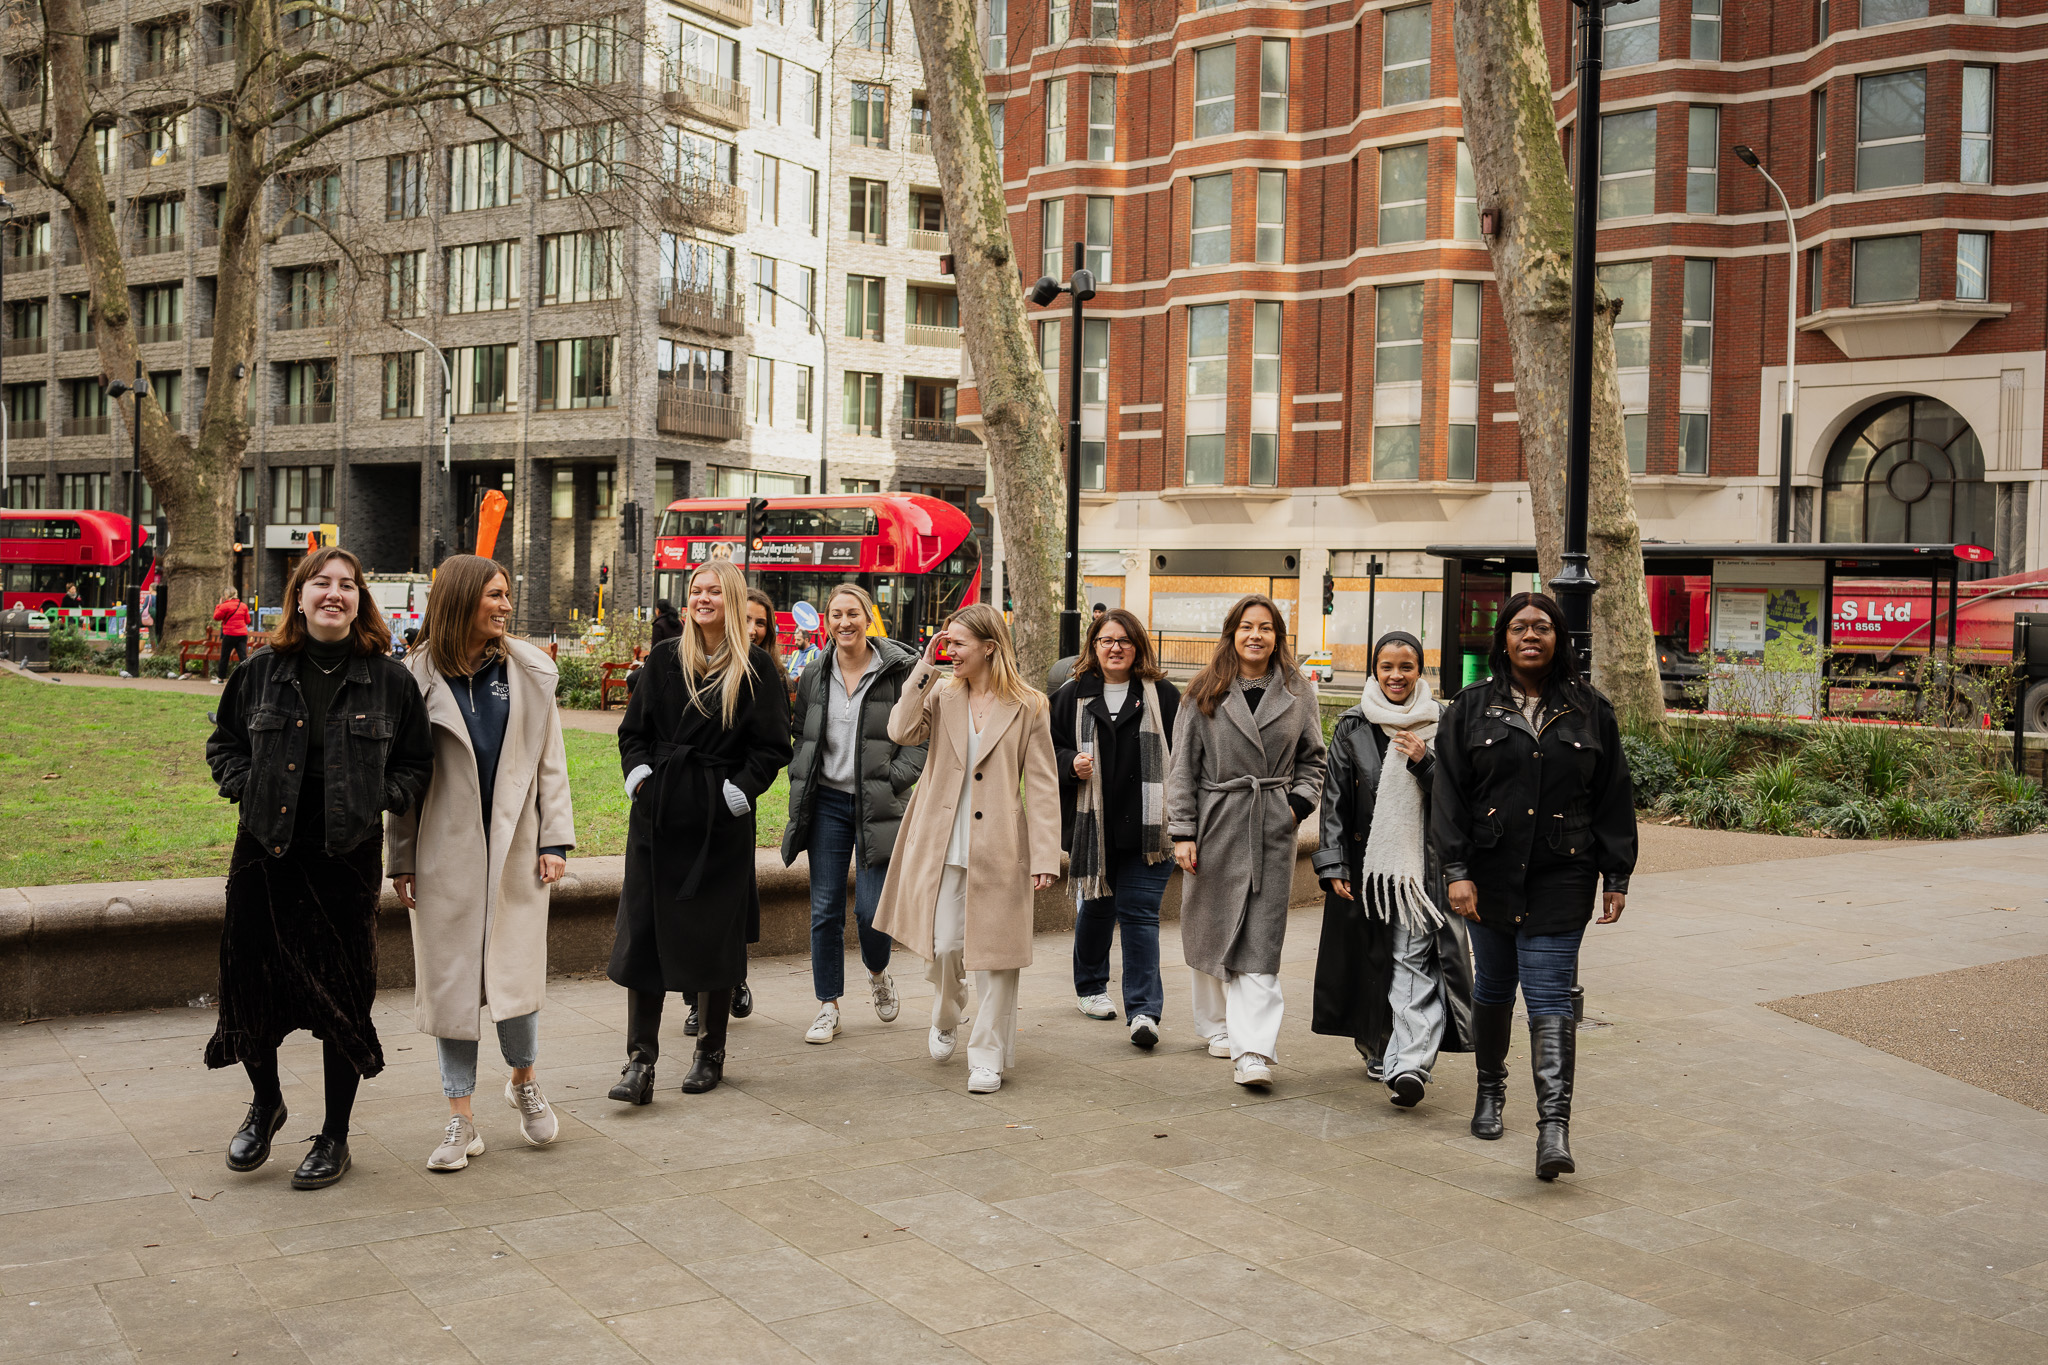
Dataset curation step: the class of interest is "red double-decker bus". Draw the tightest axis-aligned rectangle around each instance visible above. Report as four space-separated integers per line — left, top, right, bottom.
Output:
2 509 157 611
653 494 981 651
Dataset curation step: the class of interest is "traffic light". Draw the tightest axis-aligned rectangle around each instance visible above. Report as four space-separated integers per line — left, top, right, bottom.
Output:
234 513 252 554
598 563 610 586
1322 571 1336 616
620 500 641 555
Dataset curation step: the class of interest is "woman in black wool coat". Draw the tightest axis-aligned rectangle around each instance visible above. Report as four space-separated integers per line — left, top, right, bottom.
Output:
608 558 791 1100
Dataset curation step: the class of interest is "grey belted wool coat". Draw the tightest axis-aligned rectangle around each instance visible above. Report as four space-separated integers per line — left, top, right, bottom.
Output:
1166 677 1326 978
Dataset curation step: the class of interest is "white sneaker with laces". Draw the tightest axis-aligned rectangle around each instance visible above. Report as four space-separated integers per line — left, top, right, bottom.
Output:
805 1002 842 1044
427 1114 484 1171
968 1067 1002 1093
870 973 900 1023
1076 993 1116 1020
503 1079 559 1147
929 1024 957 1061
1128 1016 1159 1049
1234 1053 1275 1088
1207 1034 1233 1059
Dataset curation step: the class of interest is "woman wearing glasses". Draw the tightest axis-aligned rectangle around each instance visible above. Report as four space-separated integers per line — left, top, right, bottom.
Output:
1433 592 1636 1180
1050 609 1180 1048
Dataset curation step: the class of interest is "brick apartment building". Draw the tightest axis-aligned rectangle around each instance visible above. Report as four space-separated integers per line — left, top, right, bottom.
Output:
969 0 2046 669
0 0 978 629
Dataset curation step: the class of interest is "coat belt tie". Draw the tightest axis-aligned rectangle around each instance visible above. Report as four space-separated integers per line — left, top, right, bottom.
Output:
649 740 731 902
1200 775 1291 895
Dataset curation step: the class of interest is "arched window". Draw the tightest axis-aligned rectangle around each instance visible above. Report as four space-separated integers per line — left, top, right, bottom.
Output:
1822 398 1992 550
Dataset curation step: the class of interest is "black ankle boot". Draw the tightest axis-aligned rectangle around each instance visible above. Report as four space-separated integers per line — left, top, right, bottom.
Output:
1529 1015 1577 1179
291 1133 351 1189
610 989 662 1104
683 990 731 1094
732 980 754 1019
1470 1002 1513 1141
226 1100 288 1172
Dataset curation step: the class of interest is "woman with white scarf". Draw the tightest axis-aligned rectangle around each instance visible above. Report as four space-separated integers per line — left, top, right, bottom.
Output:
1311 631 1474 1108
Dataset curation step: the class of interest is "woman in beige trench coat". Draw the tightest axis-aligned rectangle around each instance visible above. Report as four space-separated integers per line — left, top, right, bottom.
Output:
873 604 1061 1094
387 556 576 1173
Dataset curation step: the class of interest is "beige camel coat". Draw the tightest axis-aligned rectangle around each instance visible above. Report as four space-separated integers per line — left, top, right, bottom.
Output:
872 658 1062 971
386 637 576 1039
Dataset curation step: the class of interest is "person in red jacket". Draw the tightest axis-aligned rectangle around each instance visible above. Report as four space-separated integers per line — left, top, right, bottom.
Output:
213 589 253 682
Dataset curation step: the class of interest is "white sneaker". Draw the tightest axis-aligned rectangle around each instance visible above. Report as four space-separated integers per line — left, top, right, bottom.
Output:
1234 1053 1275 1088
928 1024 957 1061
968 1067 1002 1093
1129 1016 1159 1049
805 1002 842 1044
427 1114 484 1171
504 1079 559 1147
1207 1034 1232 1059
1076 993 1116 1020
870 973 900 1023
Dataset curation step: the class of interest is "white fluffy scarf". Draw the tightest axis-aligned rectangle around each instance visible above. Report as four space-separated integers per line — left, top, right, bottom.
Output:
1354 674 1444 932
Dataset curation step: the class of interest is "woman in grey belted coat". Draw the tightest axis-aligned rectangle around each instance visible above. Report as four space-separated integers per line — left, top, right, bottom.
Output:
1167 594 1326 1088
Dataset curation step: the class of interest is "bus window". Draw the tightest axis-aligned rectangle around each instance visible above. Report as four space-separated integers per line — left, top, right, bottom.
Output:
656 508 745 538
760 506 876 538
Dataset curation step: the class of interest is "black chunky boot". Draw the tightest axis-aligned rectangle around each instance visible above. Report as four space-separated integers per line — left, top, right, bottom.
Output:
732 980 754 1019
609 989 663 1104
682 990 730 1094
1469 1002 1513 1140
1529 1015 1577 1180
226 1100 288 1172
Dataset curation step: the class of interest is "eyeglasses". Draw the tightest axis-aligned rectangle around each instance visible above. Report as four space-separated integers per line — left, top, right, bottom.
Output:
1095 636 1133 652
1506 620 1556 638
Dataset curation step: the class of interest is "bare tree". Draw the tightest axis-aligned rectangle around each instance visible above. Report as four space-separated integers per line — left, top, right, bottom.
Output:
1450 0 1663 730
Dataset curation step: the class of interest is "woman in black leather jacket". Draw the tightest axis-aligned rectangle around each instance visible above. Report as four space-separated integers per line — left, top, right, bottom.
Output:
1312 632 1473 1108
1432 592 1636 1181
203 546 433 1190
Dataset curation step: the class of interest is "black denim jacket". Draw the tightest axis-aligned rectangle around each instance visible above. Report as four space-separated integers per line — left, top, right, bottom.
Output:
206 645 434 857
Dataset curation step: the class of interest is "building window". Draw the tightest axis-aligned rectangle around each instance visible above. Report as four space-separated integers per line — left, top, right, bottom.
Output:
1250 302 1279 486
754 153 782 224
1382 5 1429 105
550 469 576 520
386 153 423 220
755 53 782 123
1605 0 1658 69
540 229 621 305
445 240 521 313
990 101 1005 151
1857 70 1925 190
1691 0 1721 59
1599 261 1651 471
1963 0 1995 11
1080 317 1108 407
1962 66 1992 185
666 127 738 186
271 466 334 525
382 353 417 419
1041 198 1065 281
669 16 738 83
1194 45 1233 138
1812 90 1828 200
541 124 615 198
986 0 1005 66
842 371 883 435
1085 196 1111 282
794 66 820 133
1184 304 1227 486
1044 76 1066 163
711 467 809 497
1049 0 1068 42
1038 319 1060 403
851 0 889 49
663 234 733 296
851 81 889 147
848 178 886 242
58 473 109 510
1956 232 1989 301
1190 174 1230 266
1454 142 1479 239
451 344 516 414
1259 40 1287 132
1599 110 1656 218
6 474 40 508
1680 260 1713 475
1088 75 1115 161
1255 170 1284 264
1678 414 1709 476
1860 0 1925 24
1373 284 1422 480
845 274 883 340
753 255 778 323
1818 0 1830 38
659 341 732 392
447 138 522 211
386 250 424 319
797 166 819 232
1092 0 1116 39
538 337 616 410
1687 107 1718 213
1449 280 1479 481
1808 246 1823 314
1379 144 1426 244
1853 234 1920 305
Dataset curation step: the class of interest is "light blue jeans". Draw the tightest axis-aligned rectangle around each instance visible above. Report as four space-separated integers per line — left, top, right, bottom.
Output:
436 1011 540 1098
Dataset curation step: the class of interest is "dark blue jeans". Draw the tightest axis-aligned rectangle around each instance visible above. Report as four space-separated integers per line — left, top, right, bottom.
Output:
1468 921 1586 1019
1071 849 1169 1022
807 787 892 1002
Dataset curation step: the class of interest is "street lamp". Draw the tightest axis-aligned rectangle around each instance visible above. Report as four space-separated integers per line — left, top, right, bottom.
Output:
0 187 13 509
756 284 831 497
395 325 453 565
1734 144 1800 544
1030 240 1096 666
107 364 149 677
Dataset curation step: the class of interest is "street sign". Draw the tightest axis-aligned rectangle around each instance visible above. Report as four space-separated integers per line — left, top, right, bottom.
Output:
1956 543 1995 562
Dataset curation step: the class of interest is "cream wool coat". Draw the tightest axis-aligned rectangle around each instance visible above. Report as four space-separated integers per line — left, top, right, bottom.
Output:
872 658 1062 971
386 637 576 1039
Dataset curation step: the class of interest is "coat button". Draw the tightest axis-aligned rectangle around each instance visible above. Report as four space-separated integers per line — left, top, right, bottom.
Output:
1526 808 1534 815
974 811 983 819
288 763 296 771
975 772 983 780
272 845 282 854
295 720 304 727
280 806 288 813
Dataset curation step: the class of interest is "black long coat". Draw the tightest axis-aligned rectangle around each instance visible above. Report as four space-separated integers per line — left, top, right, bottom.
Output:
1310 712 1474 1056
610 642 792 996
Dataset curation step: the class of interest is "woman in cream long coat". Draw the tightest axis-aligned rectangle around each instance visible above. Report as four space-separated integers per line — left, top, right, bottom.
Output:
873 605 1061 1094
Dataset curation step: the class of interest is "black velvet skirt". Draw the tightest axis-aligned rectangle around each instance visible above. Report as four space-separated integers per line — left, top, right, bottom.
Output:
203 810 386 1079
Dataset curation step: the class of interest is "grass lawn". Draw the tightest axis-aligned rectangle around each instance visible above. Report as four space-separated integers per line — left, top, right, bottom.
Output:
0 676 790 888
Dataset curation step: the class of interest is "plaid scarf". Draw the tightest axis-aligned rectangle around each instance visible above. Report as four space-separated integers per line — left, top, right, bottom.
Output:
1071 679 1172 901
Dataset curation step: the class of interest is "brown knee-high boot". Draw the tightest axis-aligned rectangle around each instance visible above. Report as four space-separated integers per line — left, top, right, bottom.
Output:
683 990 731 1094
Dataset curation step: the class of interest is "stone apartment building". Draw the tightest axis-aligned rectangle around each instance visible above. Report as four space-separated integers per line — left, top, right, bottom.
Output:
0 0 980 629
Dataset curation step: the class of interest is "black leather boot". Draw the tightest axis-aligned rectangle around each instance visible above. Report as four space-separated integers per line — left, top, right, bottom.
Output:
1529 1015 1577 1180
226 1100 288 1172
732 980 754 1019
1469 1002 1513 1141
682 990 730 1094
609 989 663 1104
684 1004 700 1036
290 1133 351 1189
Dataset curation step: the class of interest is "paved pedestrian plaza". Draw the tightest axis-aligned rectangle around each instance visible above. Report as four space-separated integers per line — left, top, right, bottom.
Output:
5 831 2048 1364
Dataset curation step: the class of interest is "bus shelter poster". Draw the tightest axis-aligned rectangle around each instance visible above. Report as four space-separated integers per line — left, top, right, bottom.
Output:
1709 585 1821 716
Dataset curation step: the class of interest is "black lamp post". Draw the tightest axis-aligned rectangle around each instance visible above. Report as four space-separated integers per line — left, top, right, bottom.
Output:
1030 240 1096 669
107 363 149 677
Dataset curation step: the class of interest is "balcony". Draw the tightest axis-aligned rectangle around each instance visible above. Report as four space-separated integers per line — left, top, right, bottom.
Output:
662 177 746 235
900 417 980 445
9 252 50 274
274 307 335 331
906 132 932 156
199 135 223 157
7 420 45 438
58 415 110 437
194 318 213 338
905 322 960 349
2 88 38 110
656 279 744 337
273 402 333 425
86 69 115 90
133 54 188 80
194 224 219 248
677 0 751 27
132 232 184 256
281 210 339 236
663 67 748 129
201 41 234 66
131 144 186 169
58 246 82 266
656 384 743 440
909 228 950 255
60 331 95 351
1 335 45 356
135 322 182 344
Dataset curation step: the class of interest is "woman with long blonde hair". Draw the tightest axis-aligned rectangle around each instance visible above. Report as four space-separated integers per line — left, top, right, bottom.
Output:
874 604 1062 1094
607 559 792 1099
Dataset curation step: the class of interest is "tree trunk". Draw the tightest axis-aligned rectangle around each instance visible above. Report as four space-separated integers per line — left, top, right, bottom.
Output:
903 0 1064 686
1449 0 1663 731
